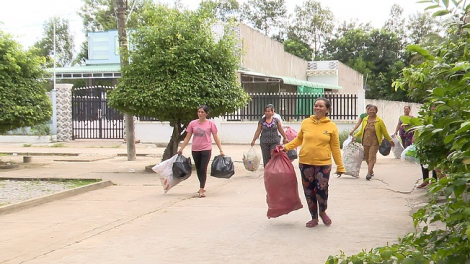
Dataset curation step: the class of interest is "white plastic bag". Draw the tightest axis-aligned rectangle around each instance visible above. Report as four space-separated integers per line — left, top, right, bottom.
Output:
243 147 261 171
343 136 353 149
152 154 185 193
401 144 420 164
391 134 404 159
342 141 364 178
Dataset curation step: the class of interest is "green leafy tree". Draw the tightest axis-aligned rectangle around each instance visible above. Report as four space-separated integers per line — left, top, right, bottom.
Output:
0 31 52 133
328 1 470 263
283 32 313 60
108 6 250 160
31 17 75 67
291 0 334 60
240 0 288 36
198 0 240 22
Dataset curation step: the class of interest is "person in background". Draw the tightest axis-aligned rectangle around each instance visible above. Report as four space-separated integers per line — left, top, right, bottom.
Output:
262 103 284 128
349 104 372 136
178 105 224 198
252 104 289 167
353 105 394 180
283 98 346 228
394 106 414 148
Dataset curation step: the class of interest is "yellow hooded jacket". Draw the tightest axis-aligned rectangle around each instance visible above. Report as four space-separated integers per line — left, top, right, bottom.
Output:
354 115 393 145
284 116 346 173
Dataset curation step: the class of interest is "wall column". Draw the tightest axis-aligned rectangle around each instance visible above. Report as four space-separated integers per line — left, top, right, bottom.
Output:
55 84 74 141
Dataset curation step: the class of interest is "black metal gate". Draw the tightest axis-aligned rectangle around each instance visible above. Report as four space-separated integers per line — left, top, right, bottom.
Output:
72 86 124 139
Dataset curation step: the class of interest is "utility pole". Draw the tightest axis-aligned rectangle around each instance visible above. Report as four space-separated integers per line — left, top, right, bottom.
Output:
115 0 136 161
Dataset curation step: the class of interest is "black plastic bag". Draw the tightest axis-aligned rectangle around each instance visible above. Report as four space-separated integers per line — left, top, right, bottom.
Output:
210 155 235 179
379 139 391 156
287 149 297 161
172 154 192 180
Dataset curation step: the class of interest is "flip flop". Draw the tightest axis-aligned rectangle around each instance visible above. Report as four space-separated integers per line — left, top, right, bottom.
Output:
306 219 318 228
198 190 206 198
320 213 332 226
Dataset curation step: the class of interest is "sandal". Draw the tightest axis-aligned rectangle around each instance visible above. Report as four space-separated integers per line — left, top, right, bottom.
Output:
320 213 332 226
417 182 429 188
198 190 206 198
306 219 318 228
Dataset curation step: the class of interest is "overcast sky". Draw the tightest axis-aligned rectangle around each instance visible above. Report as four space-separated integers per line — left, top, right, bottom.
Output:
0 0 429 53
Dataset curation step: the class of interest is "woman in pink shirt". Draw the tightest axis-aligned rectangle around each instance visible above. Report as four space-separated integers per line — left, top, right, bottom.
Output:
178 105 224 198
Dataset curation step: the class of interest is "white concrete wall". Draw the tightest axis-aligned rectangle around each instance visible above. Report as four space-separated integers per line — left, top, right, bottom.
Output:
135 118 355 144
365 100 423 136
239 24 308 79
134 100 422 144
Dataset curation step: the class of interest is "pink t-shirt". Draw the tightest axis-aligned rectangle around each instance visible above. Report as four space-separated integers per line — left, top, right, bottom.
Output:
187 119 218 151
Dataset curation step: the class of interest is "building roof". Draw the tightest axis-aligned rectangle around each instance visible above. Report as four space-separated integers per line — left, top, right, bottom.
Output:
46 64 121 79
239 70 343 90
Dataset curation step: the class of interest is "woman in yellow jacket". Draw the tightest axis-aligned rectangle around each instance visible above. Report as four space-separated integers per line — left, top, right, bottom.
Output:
283 98 346 228
353 105 394 180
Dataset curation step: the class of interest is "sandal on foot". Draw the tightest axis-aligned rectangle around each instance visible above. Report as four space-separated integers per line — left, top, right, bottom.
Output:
306 219 318 228
320 213 332 226
417 182 429 188
198 190 206 198
366 174 373 180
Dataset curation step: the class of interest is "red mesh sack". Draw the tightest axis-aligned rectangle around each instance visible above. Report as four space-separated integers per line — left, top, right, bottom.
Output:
264 146 303 218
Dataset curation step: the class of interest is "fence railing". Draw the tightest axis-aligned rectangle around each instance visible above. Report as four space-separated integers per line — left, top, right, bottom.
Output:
223 93 358 121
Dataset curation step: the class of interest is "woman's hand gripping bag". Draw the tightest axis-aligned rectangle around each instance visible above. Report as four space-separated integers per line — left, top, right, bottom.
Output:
391 134 404 159
285 127 298 161
153 154 188 193
243 147 261 171
342 137 364 178
210 155 235 179
264 146 303 218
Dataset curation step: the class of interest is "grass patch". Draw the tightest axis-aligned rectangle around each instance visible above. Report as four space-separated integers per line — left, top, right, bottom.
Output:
65 179 101 188
86 145 121 149
23 144 32 147
50 143 66 148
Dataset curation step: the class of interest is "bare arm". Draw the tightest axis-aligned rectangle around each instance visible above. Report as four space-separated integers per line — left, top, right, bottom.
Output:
212 133 224 156
349 117 363 136
178 132 192 154
277 121 288 144
251 124 262 146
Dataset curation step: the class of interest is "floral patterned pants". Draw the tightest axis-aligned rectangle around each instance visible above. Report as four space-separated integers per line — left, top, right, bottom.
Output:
299 164 331 220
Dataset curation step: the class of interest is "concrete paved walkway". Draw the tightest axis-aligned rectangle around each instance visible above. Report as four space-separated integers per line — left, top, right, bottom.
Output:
0 140 428 264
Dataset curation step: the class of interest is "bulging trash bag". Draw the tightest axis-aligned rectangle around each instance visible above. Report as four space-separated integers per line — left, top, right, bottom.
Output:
264 146 303 218
172 154 192 179
342 142 364 178
391 134 404 159
153 154 189 193
285 127 298 161
379 139 392 156
243 147 261 171
285 127 298 141
210 155 235 179
401 144 420 164
287 149 297 161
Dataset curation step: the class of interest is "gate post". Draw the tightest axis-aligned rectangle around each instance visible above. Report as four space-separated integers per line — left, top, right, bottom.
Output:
55 84 74 141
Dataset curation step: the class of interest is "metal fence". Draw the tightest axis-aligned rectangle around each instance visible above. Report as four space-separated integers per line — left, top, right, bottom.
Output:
223 93 358 121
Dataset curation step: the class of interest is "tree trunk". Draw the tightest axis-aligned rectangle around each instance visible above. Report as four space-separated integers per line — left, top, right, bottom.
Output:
162 120 186 161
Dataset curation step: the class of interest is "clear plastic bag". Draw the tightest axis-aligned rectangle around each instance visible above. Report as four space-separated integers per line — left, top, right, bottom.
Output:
391 134 404 159
243 147 261 171
343 135 353 149
401 144 420 164
342 142 364 178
